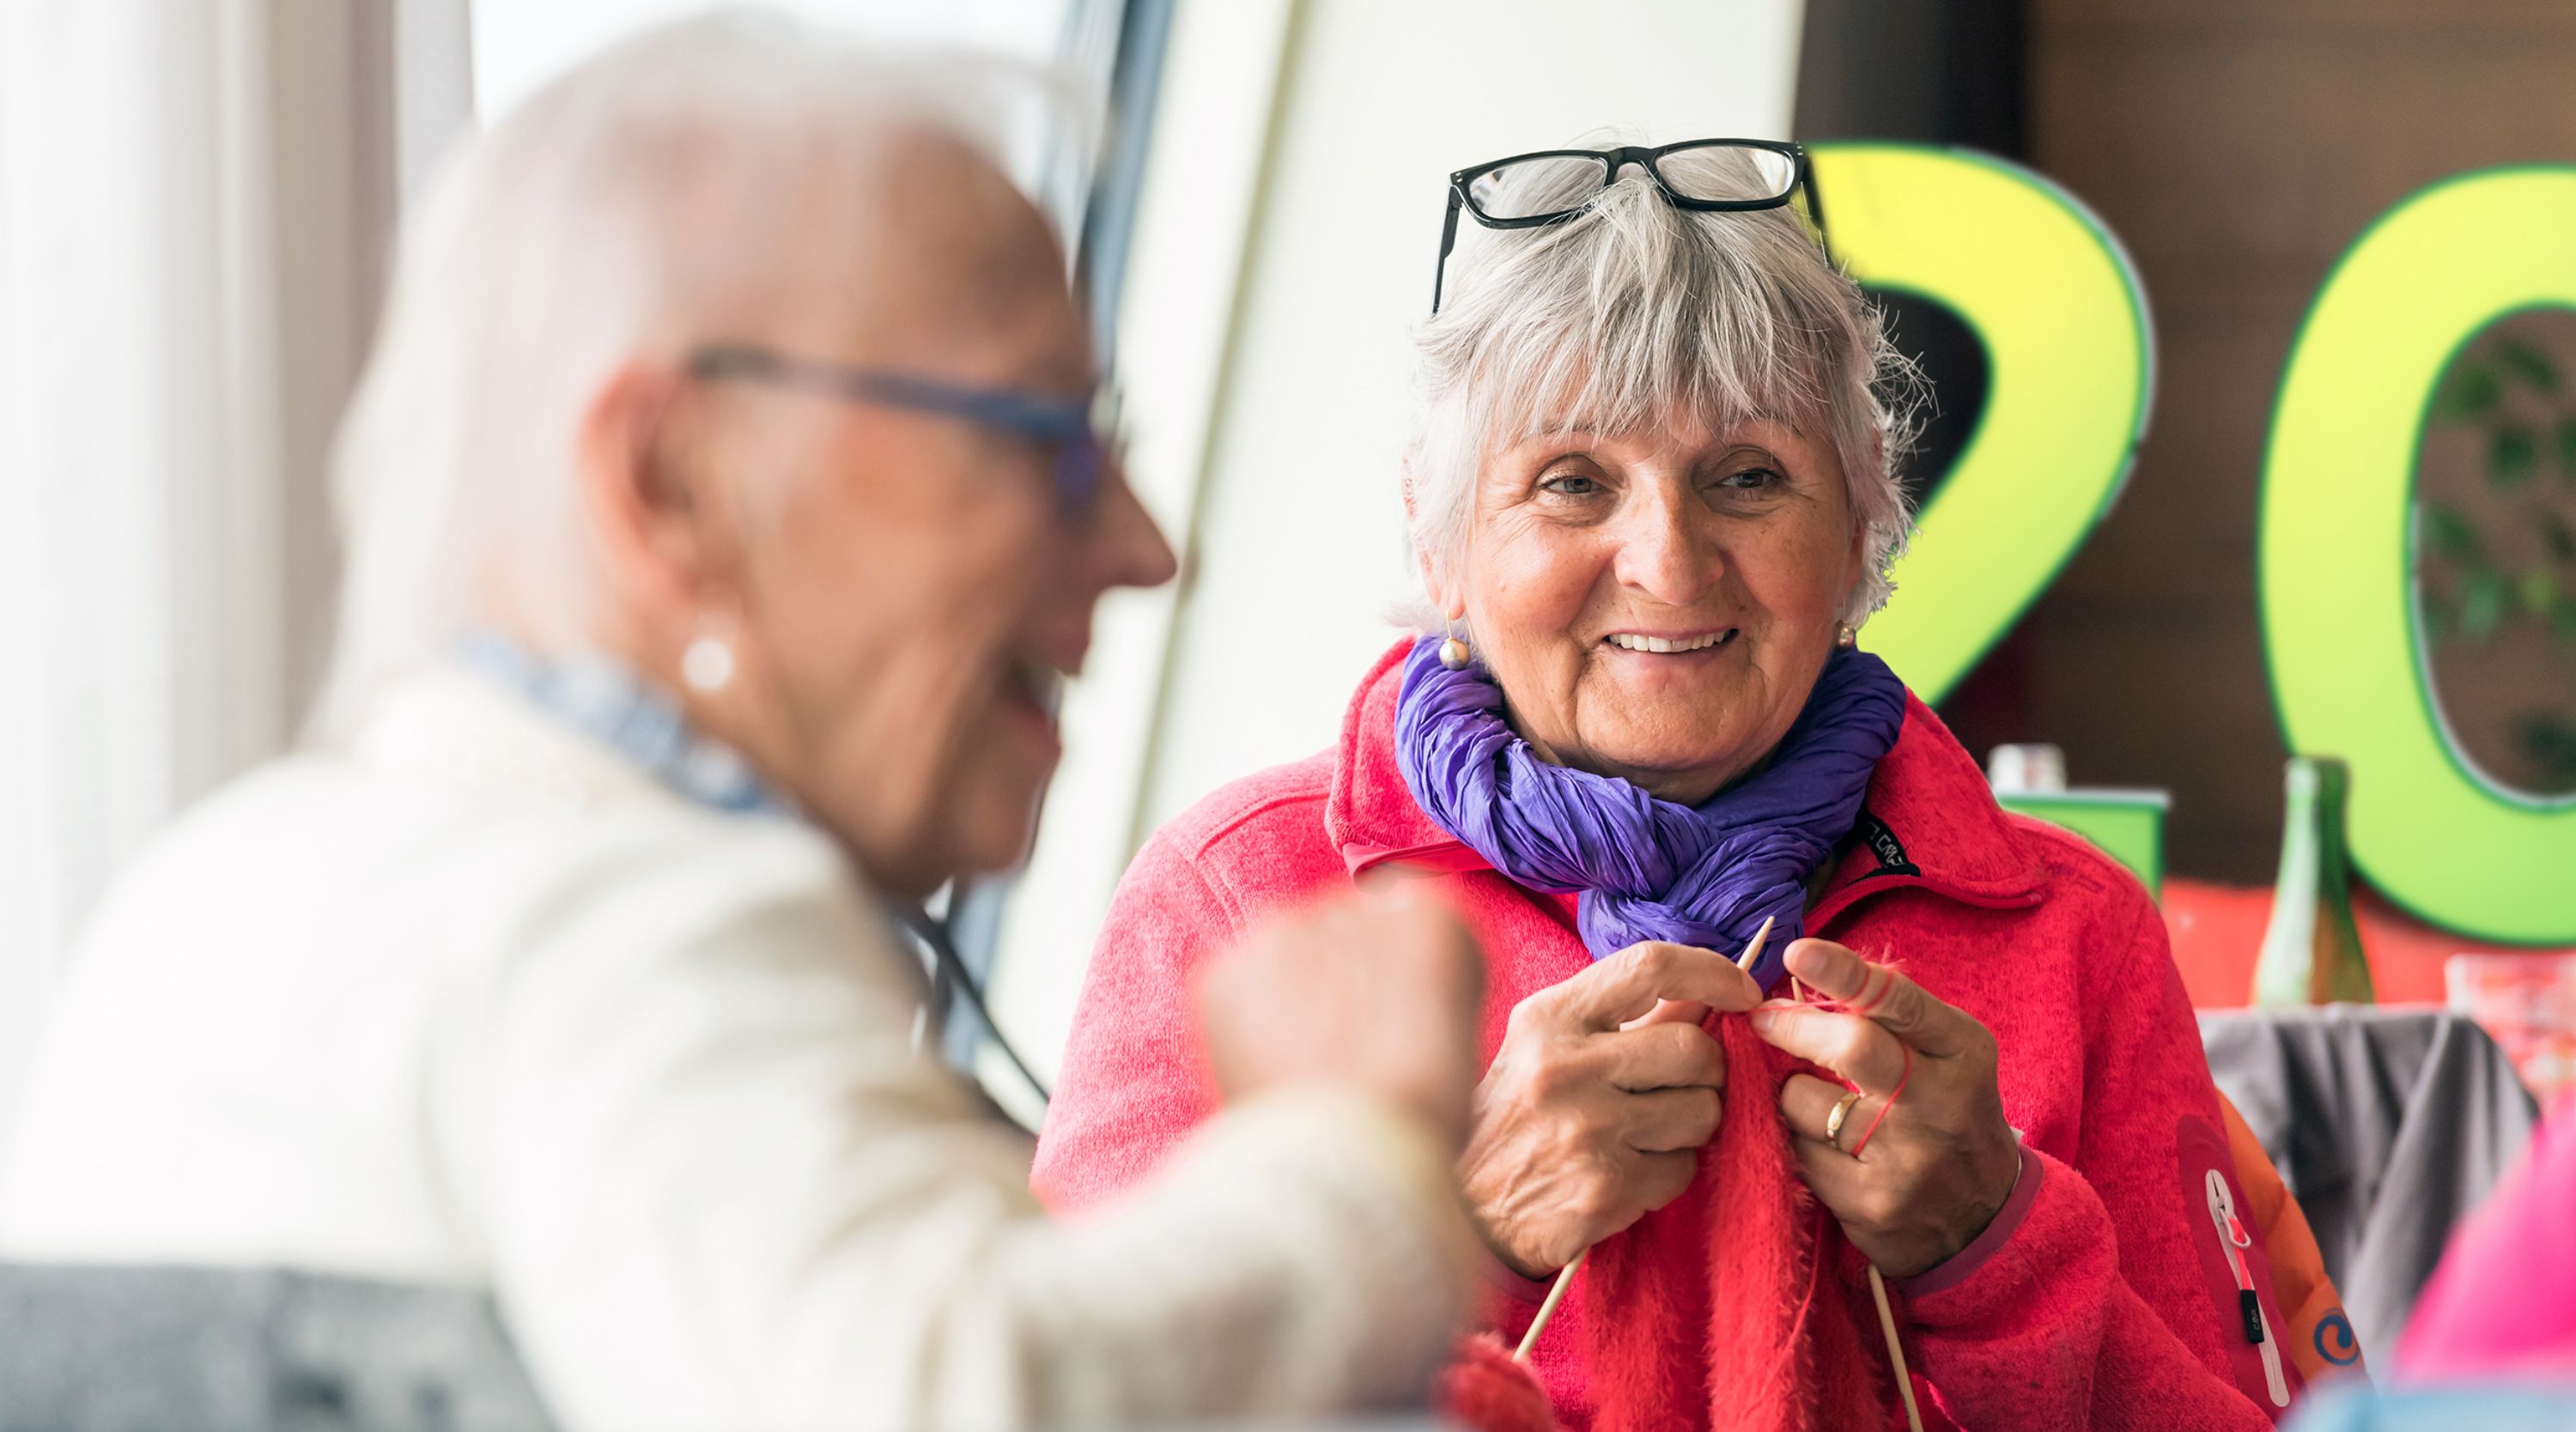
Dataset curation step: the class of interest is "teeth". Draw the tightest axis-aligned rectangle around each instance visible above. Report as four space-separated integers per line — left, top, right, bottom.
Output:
1607 631 1727 653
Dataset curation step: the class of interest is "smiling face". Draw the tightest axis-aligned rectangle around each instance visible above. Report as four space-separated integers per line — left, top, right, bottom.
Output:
1434 410 1866 805
633 137 1176 897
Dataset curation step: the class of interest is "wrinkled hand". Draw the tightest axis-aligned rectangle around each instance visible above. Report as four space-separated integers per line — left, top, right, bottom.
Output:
1749 938 2022 1278
1200 890 1485 1149
1458 941 1765 1279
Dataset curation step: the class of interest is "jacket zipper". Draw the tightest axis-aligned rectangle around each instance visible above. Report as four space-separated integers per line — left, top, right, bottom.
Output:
2205 1168 2288 1408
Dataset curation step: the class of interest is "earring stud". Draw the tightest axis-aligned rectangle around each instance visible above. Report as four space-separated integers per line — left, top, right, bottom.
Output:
683 621 737 693
1835 622 1856 649
1438 620 1472 670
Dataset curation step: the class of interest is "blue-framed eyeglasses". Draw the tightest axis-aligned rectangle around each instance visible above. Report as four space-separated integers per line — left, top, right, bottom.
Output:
685 344 1114 517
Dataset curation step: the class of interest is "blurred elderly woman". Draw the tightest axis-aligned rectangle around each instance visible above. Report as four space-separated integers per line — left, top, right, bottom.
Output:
0 16 1493 1430
1037 139 2306 1429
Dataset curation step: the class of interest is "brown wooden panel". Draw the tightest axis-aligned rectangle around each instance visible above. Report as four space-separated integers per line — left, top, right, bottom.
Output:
2035 31 2576 270
2035 2 2576 33
2018 0 2576 880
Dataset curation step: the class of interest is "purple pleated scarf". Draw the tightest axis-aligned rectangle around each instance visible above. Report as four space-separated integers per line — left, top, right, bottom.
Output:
1394 635 1907 991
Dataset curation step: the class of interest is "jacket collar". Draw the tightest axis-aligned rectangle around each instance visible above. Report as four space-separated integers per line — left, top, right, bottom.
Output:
1325 639 2044 918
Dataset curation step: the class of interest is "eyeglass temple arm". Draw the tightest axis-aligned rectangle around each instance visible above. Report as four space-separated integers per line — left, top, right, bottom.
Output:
1432 188 1463 314
692 345 1090 437
1798 154 1836 268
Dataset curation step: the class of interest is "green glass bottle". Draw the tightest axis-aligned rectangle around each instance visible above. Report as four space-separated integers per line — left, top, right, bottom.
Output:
2251 756 2378 1007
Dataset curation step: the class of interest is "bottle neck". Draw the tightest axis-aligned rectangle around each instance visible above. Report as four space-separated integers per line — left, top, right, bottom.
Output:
2308 763 2354 901
2254 756 2374 1006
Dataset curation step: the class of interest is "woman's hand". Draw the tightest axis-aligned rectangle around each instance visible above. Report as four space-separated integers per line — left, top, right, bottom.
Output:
1458 941 1765 1278
1201 891 1486 1149
1750 938 2023 1278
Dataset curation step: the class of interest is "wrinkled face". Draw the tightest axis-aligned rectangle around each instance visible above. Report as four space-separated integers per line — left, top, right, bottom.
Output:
1437 410 1864 805
707 143 1175 896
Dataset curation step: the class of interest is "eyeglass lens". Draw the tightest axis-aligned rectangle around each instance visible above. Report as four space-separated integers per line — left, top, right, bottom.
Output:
1467 154 1613 221
1467 143 1799 221
1053 439 1103 516
1050 385 1124 516
1649 143 1799 206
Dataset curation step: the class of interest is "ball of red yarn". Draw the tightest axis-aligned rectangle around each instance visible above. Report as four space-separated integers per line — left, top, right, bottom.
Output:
1436 1332 1558 1432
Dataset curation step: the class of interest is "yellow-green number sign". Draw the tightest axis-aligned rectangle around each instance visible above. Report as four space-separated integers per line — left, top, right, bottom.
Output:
1813 143 2153 703
2263 167 2576 945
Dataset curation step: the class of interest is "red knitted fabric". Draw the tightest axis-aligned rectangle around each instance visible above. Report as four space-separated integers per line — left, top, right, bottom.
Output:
1438 1334 1558 1432
1575 1016 1887 1432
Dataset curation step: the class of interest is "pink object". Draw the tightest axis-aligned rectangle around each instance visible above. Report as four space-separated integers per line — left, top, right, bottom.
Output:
2395 1091 2576 1384
2446 955 2576 1106
1035 641 2303 1429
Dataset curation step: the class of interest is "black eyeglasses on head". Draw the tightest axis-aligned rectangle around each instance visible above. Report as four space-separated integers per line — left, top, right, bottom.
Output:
1431 137 1831 313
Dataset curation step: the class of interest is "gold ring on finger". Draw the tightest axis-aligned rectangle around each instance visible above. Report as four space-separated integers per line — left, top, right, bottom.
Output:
1825 1089 1865 1146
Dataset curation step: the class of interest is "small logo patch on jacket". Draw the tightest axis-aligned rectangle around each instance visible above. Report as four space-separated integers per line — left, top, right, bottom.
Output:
1857 810 1920 878
2313 1311 2361 1367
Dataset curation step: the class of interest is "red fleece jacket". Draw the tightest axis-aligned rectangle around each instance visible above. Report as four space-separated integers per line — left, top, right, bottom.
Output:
1035 643 2300 1431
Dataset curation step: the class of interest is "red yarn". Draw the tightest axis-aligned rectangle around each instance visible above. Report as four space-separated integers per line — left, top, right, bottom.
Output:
1437 1333 1559 1432
1577 1016 1893 1432
1849 1047 1912 1159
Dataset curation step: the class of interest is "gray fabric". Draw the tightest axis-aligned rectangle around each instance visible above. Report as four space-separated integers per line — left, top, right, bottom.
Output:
0 1264 554 1432
0 1264 1460 1431
2200 1005 2540 1373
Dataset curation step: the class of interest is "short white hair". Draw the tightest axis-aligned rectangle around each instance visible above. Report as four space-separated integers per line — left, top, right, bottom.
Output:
316 10 1080 737
1406 135 1919 628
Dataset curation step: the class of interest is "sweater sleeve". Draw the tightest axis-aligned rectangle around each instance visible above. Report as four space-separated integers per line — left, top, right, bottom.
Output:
1030 827 1239 1212
1893 880 2297 1430
460 827 1474 1432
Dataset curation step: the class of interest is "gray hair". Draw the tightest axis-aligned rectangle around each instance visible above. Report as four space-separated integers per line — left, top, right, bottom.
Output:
1405 137 1919 628
315 11 1082 737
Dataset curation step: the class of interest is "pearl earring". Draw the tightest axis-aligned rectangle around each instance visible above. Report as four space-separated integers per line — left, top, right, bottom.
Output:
682 619 737 693
1835 622 1857 650
1438 619 1472 670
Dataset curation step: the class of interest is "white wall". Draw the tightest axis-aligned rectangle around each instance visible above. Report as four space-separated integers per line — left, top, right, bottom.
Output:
991 0 1806 1079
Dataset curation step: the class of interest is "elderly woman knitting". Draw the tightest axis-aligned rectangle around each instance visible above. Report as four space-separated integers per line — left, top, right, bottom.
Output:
0 18 1500 1429
1036 140 2305 1429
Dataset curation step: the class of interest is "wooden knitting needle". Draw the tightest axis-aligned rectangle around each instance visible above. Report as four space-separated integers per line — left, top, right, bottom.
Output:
1716 915 1776 1050
1512 1248 1584 1362
1739 915 1774 976
1512 917 1776 1363
1868 1264 1926 1432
